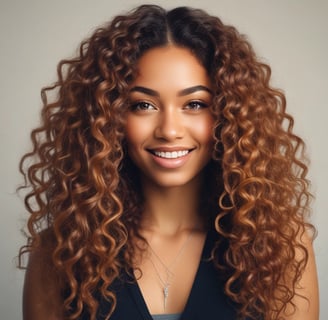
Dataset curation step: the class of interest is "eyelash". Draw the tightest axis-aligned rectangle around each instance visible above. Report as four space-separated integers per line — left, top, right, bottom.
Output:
184 101 208 110
130 101 156 111
129 100 209 112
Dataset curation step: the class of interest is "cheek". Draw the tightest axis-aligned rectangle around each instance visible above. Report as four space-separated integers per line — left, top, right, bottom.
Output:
124 117 152 148
192 116 215 144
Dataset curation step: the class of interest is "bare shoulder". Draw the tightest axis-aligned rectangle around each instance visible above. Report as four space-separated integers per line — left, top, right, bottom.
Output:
284 230 319 320
23 241 64 319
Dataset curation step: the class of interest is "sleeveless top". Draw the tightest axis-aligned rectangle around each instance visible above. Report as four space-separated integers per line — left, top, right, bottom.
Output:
79 230 239 319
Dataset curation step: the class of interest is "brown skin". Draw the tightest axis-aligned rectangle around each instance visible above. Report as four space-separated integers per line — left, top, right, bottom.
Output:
125 46 215 190
126 46 214 314
283 233 319 319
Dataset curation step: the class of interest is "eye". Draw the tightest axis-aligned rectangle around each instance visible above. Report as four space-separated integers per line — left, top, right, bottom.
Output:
184 101 209 110
130 101 156 111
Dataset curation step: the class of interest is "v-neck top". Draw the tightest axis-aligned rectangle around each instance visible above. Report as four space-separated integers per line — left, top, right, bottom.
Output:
79 230 239 319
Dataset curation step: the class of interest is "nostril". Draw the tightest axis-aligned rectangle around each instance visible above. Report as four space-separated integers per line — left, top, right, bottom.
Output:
154 113 184 140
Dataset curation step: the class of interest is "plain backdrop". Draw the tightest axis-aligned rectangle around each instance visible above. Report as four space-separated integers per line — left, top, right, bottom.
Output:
1 0 327 318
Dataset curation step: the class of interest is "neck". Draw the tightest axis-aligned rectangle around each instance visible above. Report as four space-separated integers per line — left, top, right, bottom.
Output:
140 176 205 236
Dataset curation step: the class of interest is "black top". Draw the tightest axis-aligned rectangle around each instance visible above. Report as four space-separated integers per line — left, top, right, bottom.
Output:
80 231 239 319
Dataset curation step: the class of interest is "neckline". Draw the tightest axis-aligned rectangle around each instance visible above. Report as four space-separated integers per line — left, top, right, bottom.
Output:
129 230 214 319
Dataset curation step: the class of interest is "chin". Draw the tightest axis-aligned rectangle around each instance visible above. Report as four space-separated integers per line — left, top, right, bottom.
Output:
142 171 203 189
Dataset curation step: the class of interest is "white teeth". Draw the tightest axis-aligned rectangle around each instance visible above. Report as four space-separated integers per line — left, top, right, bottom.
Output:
154 150 189 159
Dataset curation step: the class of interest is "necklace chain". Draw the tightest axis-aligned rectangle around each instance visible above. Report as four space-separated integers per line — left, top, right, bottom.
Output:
148 256 171 310
147 232 193 311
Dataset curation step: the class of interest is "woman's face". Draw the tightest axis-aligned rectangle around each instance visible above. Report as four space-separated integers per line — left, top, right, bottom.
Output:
125 46 215 188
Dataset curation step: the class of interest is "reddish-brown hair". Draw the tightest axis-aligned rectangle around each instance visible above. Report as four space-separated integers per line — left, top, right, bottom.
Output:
18 5 315 319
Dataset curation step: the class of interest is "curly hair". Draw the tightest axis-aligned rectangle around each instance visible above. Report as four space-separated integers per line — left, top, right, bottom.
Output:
18 4 315 320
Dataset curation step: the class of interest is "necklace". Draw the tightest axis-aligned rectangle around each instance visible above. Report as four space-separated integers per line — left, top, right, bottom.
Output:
147 232 193 311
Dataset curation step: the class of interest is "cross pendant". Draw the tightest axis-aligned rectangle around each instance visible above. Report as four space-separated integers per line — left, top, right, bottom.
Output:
163 285 169 310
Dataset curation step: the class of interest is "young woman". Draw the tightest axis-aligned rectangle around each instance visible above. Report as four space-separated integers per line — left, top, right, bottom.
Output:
19 5 319 320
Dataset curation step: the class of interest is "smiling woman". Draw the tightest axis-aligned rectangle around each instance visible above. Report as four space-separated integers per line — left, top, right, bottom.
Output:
18 4 318 320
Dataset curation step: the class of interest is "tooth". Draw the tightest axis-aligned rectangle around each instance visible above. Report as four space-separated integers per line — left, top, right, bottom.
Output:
154 150 189 159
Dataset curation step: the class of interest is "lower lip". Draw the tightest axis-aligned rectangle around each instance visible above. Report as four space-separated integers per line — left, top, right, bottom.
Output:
150 152 191 169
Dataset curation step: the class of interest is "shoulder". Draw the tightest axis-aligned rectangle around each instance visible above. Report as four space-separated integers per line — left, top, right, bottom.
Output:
23 230 64 320
283 231 319 320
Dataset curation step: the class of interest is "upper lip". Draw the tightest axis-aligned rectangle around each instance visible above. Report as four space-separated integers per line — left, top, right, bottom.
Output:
146 146 194 152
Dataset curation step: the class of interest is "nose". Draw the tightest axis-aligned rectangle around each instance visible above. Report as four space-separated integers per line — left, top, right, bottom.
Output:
154 107 184 141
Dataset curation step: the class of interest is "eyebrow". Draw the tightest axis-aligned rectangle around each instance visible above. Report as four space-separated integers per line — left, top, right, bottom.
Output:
129 85 213 97
130 86 159 97
178 85 213 96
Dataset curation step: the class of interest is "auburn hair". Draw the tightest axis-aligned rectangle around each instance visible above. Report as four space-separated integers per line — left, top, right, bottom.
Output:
18 5 314 319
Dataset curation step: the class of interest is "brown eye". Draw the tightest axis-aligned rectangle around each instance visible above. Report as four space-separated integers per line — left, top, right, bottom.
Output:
130 101 156 111
184 101 208 110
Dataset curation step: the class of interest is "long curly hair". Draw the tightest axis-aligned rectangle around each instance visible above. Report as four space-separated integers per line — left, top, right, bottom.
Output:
18 5 315 320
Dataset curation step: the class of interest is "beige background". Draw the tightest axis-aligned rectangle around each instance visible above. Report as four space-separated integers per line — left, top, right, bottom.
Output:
1 0 327 318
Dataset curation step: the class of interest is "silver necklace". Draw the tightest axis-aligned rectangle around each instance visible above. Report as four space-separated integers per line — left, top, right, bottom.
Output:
147 232 193 311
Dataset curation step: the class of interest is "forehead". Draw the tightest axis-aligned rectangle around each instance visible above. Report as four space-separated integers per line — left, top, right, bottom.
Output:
133 46 212 91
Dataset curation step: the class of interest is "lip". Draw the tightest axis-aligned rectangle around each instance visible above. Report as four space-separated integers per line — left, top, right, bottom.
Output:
147 146 194 152
146 146 194 169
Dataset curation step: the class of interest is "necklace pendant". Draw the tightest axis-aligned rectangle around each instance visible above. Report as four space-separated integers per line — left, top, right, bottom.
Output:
164 285 169 298
163 285 169 310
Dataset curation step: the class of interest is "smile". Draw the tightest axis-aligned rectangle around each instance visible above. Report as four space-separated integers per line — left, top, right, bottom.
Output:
153 150 190 159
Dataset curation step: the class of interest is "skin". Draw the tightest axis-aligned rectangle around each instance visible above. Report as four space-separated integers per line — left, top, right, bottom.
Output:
23 45 319 319
126 46 215 191
126 45 215 314
284 234 319 319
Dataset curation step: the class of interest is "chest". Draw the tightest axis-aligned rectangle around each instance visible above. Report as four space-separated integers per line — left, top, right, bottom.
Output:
108 257 237 320
135 232 205 314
